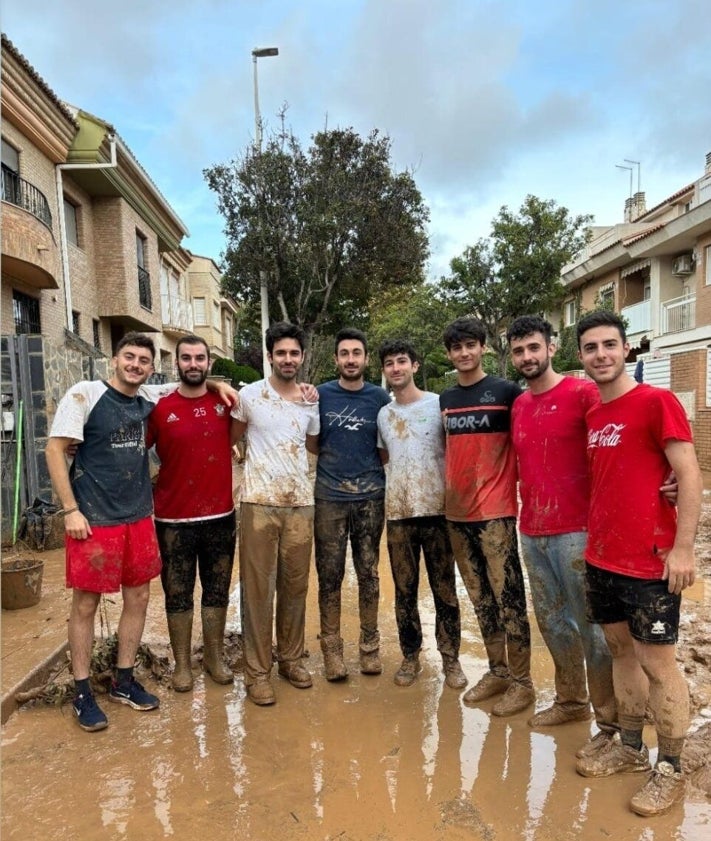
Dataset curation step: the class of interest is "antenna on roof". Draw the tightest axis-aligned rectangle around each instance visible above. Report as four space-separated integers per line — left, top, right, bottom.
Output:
615 163 634 198
624 159 641 194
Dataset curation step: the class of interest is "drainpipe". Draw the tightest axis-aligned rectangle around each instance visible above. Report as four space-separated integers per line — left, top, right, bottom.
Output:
55 134 118 330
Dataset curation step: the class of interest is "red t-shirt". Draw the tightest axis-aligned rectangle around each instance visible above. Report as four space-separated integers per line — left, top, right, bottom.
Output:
512 377 598 536
585 384 693 579
440 376 521 522
146 391 234 522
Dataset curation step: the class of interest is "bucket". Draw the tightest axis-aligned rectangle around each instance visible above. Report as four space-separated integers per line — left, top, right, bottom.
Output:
1 558 44 610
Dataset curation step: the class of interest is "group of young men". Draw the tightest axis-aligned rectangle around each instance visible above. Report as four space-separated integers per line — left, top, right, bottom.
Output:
47 310 702 819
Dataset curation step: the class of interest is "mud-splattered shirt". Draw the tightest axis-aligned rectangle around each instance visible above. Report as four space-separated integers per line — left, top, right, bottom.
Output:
315 380 390 502
147 390 240 522
235 379 320 507
439 376 521 522
512 377 598 536
49 380 175 526
585 383 692 579
377 392 445 520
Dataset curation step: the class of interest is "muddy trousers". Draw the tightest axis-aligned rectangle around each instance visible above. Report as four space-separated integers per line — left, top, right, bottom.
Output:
156 512 236 613
448 517 532 686
521 532 616 730
387 516 461 659
314 498 384 646
239 503 313 685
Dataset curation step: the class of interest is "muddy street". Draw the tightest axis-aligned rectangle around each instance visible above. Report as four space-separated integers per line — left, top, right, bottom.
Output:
2 507 711 840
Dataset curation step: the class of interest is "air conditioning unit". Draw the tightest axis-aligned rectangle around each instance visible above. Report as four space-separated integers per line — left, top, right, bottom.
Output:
672 254 694 275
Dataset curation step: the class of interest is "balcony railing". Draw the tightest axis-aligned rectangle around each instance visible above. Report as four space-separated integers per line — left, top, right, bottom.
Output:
138 265 152 310
621 299 651 335
161 292 193 331
1 169 52 228
661 294 696 334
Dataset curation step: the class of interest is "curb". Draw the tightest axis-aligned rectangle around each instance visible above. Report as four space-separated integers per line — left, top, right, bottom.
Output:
1 639 69 725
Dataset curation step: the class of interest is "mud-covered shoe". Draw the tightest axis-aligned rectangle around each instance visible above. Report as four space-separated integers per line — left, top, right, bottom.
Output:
442 656 468 690
247 679 276 706
278 659 313 688
576 729 616 760
528 702 592 728
576 732 650 778
73 691 108 732
360 649 382 675
630 761 686 817
463 671 511 705
492 682 535 716
320 634 348 682
109 678 160 711
394 655 421 687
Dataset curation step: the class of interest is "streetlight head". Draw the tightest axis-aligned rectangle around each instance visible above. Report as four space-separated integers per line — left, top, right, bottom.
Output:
252 47 279 58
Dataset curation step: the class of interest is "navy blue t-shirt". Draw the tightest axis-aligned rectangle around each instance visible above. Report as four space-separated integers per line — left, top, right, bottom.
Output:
315 380 390 502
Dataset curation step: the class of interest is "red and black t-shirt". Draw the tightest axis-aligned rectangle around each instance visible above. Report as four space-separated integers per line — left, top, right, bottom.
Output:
439 376 522 522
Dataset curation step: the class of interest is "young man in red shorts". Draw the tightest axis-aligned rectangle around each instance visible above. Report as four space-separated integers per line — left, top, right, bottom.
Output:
575 310 702 817
45 333 226 731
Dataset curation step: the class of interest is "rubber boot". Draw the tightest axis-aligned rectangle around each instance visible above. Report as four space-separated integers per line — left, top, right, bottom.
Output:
320 634 348 681
202 607 234 685
167 610 194 692
359 630 382 675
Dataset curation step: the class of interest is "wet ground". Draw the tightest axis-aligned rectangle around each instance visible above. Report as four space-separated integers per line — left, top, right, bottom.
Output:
2 498 710 840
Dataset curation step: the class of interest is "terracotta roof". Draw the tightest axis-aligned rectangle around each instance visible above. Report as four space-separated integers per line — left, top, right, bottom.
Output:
621 222 665 245
638 183 694 219
1 33 78 128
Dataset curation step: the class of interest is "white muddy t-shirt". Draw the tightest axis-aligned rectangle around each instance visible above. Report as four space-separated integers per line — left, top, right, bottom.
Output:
377 392 446 521
235 379 320 507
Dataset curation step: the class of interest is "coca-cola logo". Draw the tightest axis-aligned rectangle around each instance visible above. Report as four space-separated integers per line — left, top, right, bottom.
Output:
588 423 625 448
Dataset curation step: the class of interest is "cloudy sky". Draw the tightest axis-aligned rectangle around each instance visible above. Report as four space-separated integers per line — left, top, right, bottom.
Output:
4 0 709 278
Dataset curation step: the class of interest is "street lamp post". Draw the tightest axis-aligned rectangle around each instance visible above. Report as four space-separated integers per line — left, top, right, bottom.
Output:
252 46 279 378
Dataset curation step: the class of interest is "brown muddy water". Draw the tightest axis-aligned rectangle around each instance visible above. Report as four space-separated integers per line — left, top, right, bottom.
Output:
2 544 710 840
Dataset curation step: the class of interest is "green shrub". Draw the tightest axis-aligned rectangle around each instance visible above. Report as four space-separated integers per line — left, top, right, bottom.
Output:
210 357 260 386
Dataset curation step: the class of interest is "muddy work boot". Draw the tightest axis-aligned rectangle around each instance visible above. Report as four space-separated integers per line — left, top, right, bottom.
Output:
278 658 313 688
359 632 382 675
201 607 234 685
167 610 194 692
247 678 276 706
320 634 348 682
630 761 686 816
463 671 511 705
492 681 535 716
576 732 651 778
393 654 421 687
442 655 468 690
528 702 592 728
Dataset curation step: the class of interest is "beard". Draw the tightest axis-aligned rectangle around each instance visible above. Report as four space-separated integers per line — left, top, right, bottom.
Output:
178 368 208 386
519 356 550 380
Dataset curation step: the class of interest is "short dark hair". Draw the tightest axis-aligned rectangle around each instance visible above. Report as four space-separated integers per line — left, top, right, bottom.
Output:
266 321 305 353
175 335 210 360
378 339 418 366
442 317 486 350
506 316 553 345
576 310 626 348
335 327 368 355
115 332 156 360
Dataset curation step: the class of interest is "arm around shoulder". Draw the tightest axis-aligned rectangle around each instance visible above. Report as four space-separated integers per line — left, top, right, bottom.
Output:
661 439 703 594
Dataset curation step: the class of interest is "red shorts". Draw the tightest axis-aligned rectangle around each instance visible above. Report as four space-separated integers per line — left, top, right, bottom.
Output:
66 516 162 593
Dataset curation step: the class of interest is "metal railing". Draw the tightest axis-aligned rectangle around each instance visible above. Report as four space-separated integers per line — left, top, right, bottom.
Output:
1 169 52 228
660 294 696 334
138 265 152 310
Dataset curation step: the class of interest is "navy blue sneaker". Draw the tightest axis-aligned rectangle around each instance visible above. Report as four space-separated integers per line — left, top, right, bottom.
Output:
108 678 160 711
72 691 108 732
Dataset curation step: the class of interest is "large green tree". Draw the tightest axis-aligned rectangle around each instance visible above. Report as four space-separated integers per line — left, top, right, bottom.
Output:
204 127 429 379
440 195 592 375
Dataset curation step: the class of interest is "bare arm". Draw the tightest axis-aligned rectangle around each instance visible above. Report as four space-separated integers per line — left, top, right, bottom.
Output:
45 437 92 539
207 379 240 407
378 447 389 466
306 434 320 455
661 440 702 594
231 419 247 447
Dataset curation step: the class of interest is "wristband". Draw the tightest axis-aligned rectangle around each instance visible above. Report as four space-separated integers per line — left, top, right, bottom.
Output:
62 506 79 516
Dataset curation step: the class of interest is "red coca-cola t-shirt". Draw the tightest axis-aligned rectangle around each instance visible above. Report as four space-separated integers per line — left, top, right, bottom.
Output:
585 384 693 579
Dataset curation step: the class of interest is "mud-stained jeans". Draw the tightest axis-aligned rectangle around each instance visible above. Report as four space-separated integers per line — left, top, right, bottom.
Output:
448 516 532 686
314 498 384 645
387 516 461 659
520 532 616 729
239 502 313 686
156 512 236 613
